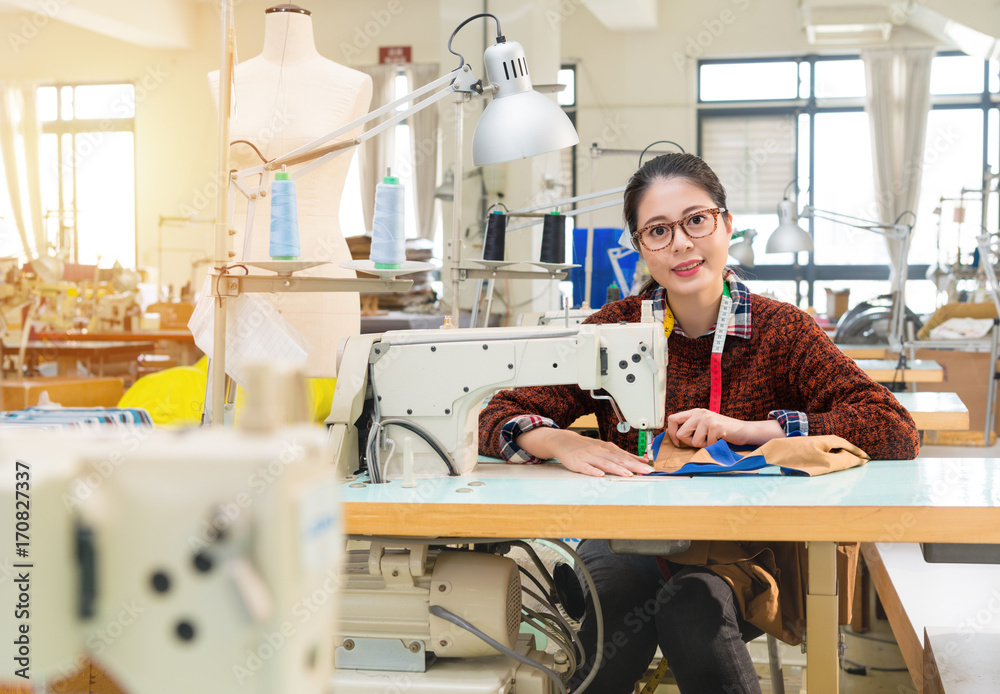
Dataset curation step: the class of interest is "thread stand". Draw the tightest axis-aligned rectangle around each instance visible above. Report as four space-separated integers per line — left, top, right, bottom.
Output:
245 261 328 277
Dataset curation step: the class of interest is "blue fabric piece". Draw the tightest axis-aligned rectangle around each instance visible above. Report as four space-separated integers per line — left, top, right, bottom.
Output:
646 430 806 476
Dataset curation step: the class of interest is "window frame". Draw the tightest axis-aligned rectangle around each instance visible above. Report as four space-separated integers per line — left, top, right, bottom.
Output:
38 81 138 267
696 51 994 309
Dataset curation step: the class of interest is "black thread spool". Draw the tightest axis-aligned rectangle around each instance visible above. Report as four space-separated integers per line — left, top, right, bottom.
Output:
540 212 565 264
483 211 507 261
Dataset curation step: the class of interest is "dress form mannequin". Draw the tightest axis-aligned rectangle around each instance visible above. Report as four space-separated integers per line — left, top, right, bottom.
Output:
209 4 372 377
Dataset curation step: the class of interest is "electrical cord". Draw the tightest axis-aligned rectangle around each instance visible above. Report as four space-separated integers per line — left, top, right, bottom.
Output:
520 590 576 646
521 585 586 665
447 13 503 69
230 139 268 164
346 535 603 692
840 627 898 645
363 352 457 480
550 539 602 694
511 540 559 595
378 419 458 477
518 565 553 602
429 605 568 694
365 362 383 484
521 607 577 674
890 347 908 392
842 657 909 675
638 140 686 167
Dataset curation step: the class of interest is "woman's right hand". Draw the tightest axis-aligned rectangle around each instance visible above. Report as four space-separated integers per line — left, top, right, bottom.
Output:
515 428 654 477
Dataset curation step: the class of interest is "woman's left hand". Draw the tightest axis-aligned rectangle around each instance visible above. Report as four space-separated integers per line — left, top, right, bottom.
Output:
666 409 763 448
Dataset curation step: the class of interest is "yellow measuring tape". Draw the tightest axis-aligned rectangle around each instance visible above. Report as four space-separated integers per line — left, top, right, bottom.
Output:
640 658 672 693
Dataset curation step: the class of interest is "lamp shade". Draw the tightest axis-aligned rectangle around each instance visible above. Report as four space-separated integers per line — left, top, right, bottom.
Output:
434 169 455 201
766 199 813 254
472 40 579 166
728 228 757 267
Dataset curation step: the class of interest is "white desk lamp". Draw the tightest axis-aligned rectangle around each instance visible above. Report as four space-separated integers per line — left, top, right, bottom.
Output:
767 198 814 254
210 6 579 423
773 203 914 348
728 228 757 267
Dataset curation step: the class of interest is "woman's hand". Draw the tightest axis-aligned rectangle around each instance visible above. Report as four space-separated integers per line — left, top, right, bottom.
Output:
667 409 784 448
516 428 654 477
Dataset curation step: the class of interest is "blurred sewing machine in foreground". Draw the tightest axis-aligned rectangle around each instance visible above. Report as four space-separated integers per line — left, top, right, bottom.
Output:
326 313 667 482
0 367 339 694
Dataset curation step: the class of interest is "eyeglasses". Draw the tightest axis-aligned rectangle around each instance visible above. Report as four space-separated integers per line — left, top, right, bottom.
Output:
632 207 728 252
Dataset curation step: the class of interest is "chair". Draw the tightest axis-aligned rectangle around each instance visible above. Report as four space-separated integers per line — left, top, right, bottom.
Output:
607 539 786 694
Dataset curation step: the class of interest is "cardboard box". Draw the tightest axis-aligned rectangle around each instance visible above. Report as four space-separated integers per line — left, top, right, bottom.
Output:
1 376 124 411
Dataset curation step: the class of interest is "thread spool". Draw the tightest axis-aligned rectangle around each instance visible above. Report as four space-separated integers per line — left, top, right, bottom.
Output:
483 211 507 261
371 172 406 269
269 171 300 260
540 211 565 265
606 281 620 304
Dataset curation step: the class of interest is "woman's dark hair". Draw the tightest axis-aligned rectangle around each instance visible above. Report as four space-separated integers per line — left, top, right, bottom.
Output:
623 153 728 295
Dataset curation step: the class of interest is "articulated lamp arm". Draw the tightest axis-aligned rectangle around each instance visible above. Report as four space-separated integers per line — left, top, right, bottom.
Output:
800 205 914 347
230 66 482 200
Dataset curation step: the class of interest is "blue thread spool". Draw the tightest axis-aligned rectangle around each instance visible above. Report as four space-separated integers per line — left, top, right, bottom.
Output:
371 173 406 269
269 171 300 260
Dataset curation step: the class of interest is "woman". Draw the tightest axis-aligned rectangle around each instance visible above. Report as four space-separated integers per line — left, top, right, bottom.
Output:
478 153 919 693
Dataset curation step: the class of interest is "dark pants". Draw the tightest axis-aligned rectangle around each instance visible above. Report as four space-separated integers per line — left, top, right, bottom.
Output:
567 539 763 694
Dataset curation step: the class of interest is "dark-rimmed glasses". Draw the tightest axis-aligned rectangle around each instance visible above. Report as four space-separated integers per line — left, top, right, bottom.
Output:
631 207 728 252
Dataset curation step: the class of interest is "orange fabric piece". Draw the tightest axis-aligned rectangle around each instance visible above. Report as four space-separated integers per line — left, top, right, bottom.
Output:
652 434 870 476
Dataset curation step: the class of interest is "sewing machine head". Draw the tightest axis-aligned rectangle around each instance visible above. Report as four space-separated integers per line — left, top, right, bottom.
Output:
327 319 666 481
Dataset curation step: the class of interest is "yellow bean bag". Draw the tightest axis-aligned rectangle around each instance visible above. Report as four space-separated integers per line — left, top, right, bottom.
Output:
120 356 337 427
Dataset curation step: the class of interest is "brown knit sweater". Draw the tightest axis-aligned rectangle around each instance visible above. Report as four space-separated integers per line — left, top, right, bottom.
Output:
479 293 919 461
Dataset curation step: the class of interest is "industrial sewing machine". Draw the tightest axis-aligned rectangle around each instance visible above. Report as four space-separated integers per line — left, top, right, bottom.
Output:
326 315 667 482
0 368 340 694
325 316 666 691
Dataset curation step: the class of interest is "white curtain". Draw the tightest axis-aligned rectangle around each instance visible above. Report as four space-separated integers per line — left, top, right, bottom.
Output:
407 63 440 240
861 48 934 294
0 82 43 262
357 65 397 232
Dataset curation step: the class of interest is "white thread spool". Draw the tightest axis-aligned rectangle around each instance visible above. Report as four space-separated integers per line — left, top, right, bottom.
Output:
401 436 416 488
370 170 406 268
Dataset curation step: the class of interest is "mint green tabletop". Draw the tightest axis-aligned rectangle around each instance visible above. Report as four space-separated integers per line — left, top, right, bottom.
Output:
341 459 1000 543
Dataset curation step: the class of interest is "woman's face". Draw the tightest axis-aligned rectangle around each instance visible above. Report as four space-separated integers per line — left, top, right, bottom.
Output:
634 177 732 300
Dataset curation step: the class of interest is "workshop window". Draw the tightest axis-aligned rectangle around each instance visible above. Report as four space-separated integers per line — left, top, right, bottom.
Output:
339 68 427 243
0 158 17 260
698 52 998 314
37 84 136 267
